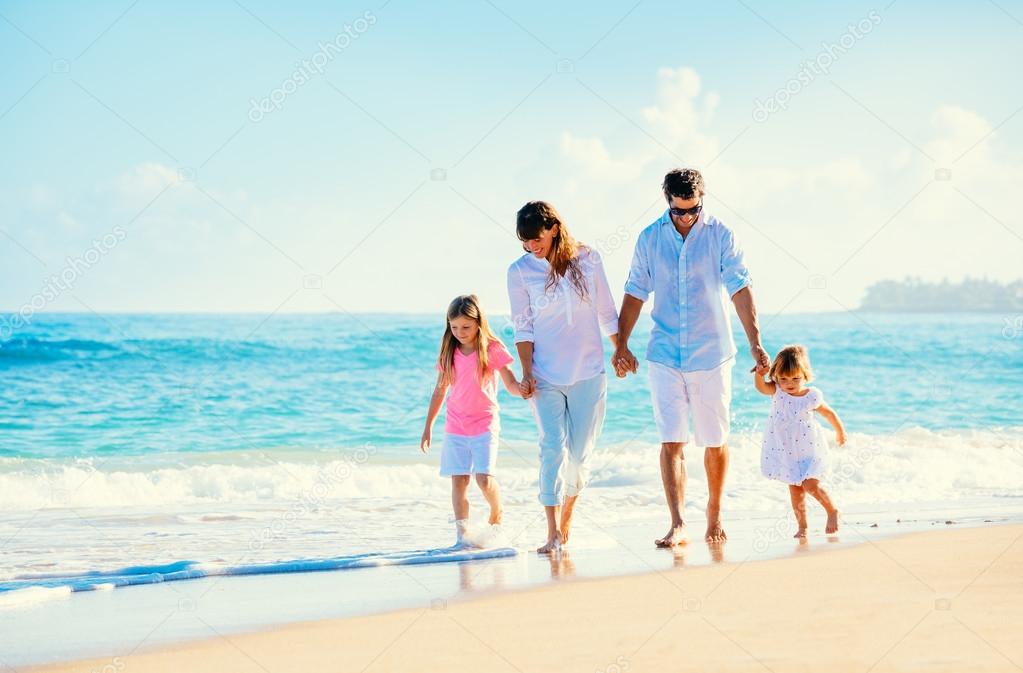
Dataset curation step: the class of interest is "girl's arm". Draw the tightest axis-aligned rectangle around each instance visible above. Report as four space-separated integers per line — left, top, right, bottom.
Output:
420 371 449 452
752 367 775 396
515 341 535 399
496 365 522 398
815 403 847 446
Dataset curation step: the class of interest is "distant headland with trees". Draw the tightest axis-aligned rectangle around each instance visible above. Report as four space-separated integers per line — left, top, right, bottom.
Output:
859 278 1023 312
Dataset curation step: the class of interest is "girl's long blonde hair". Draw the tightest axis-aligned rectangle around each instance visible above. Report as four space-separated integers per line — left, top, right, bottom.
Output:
515 201 589 299
437 294 498 386
768 344 815 383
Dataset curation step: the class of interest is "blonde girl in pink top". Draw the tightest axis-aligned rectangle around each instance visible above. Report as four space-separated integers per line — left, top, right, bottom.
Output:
421 295 522 547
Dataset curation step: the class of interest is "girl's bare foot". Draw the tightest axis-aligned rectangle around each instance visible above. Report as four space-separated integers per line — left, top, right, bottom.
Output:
537 531 562 554
826 510 840 534
793 528 807 539
655 524 689 547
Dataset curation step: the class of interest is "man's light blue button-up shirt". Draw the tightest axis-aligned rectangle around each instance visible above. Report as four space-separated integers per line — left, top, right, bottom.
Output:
624 209 752 372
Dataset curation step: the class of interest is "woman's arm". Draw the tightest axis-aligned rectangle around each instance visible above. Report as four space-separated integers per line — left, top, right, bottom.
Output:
815 403 847 446
420 371 449 452
515 341 535 399
497 365 522 398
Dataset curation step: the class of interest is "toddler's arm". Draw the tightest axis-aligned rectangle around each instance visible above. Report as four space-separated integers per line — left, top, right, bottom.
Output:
497 365 523 398
816 403 847 446
421 371 449 452
752 364 775 396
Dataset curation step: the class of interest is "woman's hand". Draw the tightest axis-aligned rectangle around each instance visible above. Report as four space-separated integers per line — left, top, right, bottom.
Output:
519 374 536 399
420 428 432 453
836 428 847 447
612 344 639 378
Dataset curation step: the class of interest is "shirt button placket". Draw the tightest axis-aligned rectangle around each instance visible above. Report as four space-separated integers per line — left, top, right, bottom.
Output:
678 244 687 370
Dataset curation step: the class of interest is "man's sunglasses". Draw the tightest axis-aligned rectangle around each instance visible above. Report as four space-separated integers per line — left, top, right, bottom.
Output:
669 202 702 219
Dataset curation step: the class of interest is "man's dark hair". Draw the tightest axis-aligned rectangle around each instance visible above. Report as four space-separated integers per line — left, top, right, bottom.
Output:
662 168 705 201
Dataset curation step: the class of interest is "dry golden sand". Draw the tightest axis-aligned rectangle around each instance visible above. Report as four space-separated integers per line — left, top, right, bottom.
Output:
33 524 1023 673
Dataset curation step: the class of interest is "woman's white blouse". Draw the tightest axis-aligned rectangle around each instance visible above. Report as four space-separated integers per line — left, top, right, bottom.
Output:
507 247 619 386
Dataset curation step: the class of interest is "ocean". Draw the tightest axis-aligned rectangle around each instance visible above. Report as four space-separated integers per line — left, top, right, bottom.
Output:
1 311 1021 617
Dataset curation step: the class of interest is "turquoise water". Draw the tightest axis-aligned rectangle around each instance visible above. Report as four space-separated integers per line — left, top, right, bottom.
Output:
0 310 1020 618
1 311 1019 460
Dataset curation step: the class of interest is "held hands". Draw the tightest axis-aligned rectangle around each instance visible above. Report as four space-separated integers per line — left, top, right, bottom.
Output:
611 345 639 378
420 427 431 453
519 374 536 399
749 343 770 373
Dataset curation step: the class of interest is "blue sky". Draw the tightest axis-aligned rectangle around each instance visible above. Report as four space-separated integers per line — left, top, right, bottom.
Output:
2 0 1022 317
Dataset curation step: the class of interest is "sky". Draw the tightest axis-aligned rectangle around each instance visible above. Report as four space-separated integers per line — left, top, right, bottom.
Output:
2 0 1022 318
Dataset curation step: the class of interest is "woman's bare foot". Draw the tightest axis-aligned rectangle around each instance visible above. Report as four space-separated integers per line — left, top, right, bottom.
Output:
655 524 689 547
537 531 562 554
826 510 840 534
793 528 807 539
559 496 578 546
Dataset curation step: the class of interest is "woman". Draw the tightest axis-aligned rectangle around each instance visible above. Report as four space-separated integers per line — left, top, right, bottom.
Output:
507 201 620 553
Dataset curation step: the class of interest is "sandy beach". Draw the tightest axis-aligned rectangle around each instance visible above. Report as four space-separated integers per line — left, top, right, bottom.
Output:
30 523 1022 673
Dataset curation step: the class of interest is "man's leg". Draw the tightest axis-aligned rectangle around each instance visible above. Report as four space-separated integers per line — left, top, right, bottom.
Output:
704 444 729 541
649 362 691 547
691 359 734 542
657 441 689 547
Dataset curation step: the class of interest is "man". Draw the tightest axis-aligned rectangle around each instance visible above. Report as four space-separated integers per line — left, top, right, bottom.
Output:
614 168 769 545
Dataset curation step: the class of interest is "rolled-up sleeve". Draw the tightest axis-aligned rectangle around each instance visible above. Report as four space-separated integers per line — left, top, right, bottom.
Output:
506 264 534 343
623 231 653 301
719 226 752 297
589 250 619 336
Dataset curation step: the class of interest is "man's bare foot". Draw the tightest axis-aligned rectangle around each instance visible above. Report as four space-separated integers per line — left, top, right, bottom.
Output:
655 524 689 547
489 508 503 526
793 528 807 539
826 510 840 534
536 532 562 554
705 521 727 542
560 520 571 546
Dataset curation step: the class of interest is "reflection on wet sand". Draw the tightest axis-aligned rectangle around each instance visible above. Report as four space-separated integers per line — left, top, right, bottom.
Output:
458 559 510 591
546 551 576 579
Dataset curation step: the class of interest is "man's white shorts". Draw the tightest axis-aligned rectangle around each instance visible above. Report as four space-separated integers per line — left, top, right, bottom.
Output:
440 431 499 476
648 358 734 446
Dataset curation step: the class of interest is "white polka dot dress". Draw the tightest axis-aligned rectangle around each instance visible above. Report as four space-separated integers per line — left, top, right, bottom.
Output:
760 386 830 485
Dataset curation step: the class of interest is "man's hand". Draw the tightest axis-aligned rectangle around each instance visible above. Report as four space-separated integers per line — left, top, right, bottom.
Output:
612 345 639 378
519 374 536 399
749 343 769 373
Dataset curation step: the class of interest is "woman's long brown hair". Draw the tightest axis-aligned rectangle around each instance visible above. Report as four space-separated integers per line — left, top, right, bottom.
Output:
515 201 589 299
437 294 498 386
